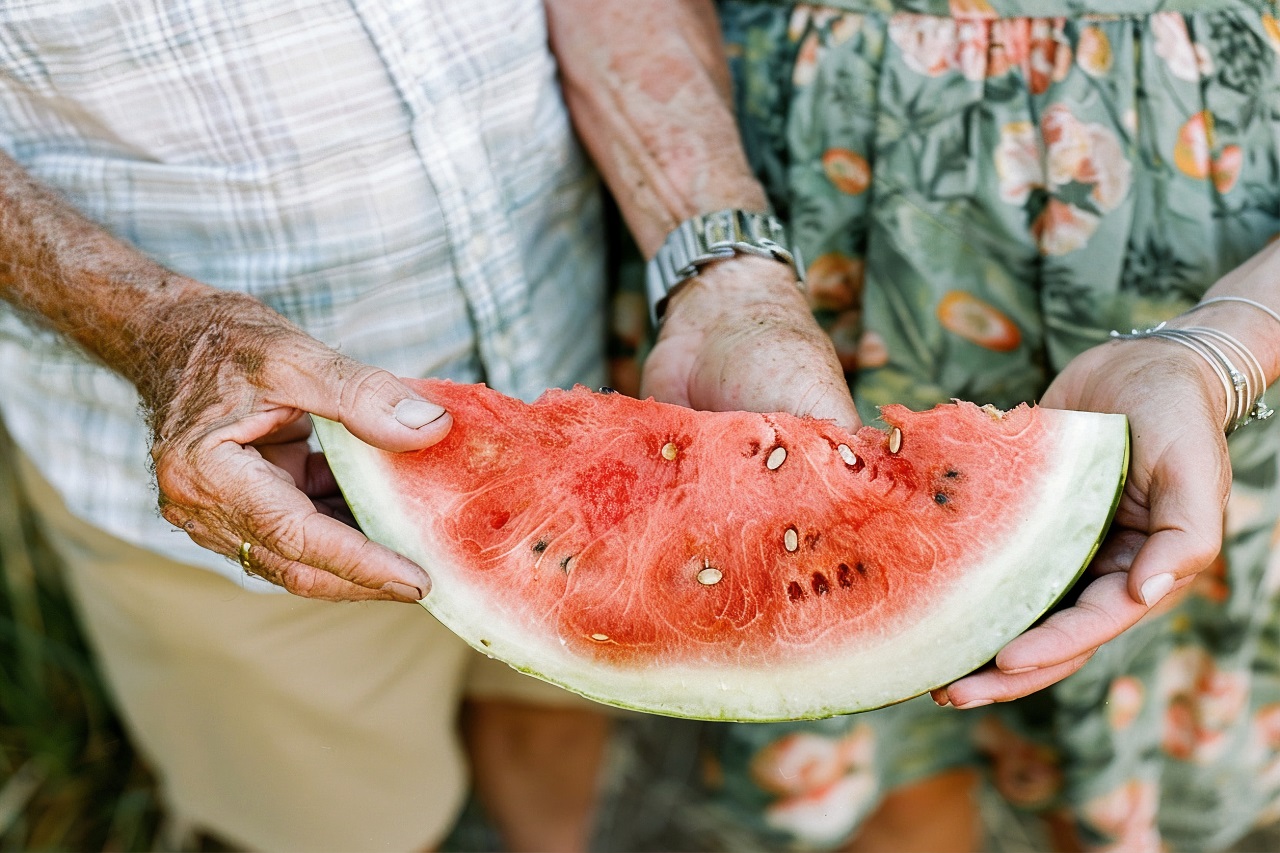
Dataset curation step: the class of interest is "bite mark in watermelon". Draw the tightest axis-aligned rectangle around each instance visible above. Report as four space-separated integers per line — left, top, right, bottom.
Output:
313 380 1127 721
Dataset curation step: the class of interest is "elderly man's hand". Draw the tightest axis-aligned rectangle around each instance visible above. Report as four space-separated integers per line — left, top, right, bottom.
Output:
641 255 861 431
144 288 444 602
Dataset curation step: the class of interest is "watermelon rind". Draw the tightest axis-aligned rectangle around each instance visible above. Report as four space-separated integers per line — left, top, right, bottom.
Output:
313 408 1127 722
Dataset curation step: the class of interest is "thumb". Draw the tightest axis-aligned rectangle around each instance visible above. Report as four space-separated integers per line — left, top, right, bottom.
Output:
291 353 452 453
1125 436 1228 608
802 387 862 434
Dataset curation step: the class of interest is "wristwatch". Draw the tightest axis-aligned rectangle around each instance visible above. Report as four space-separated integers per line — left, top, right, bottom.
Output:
644 209 805 327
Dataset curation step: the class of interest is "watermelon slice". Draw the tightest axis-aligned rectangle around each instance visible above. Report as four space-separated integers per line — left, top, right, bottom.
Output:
314 381 1127 721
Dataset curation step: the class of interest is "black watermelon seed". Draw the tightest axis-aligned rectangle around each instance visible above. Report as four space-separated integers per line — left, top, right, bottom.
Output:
812 572 831 596
532 540 548 553
934 493 949 505
787 580 806 602
837 563 855 587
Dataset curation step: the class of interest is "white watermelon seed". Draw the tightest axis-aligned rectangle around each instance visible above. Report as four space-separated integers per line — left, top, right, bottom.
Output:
590 633 610 642
766 446 787 470
784 528 799 552
889 427 902 454
697 567 723 585
661 442 678 461
837 444 858 466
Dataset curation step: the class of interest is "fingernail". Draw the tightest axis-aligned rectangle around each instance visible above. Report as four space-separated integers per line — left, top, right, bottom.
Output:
932 693 949 707
954 698 995 710
1001 666 1037 675
383 580 424 602
394 399 447 430
1140 573 1175 607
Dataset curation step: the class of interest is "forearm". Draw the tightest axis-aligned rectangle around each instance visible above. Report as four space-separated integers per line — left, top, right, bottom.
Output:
545 0 768 256
0 150 277 420
1165 242 1280 385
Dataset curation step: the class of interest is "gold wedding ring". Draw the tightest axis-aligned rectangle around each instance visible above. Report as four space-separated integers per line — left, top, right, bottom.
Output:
238 540 254 571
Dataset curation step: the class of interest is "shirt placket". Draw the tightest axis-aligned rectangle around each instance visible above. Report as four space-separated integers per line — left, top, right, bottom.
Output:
346 0 541 400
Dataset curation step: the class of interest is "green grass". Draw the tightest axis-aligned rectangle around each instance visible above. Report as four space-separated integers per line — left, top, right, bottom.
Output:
0 424 161 851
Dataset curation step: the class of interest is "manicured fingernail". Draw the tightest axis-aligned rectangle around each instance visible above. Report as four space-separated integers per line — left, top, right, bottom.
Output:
383 580 424 602
954 698 994 710
394 399 446 429
1140 573 1175 607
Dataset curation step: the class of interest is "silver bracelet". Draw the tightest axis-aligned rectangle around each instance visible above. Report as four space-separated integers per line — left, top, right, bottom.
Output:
1191 295 1280 329
1109 322 1274 434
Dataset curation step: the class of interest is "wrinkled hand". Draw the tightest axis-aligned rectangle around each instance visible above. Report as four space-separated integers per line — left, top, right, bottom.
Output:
144 289 448 602
641 255 861 431
934 335 1232 708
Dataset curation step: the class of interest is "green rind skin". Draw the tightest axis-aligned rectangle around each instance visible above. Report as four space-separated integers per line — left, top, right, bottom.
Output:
312 411 1130 722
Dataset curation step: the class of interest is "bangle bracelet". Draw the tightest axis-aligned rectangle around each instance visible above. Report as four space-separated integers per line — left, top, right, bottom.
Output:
1185 326 1267 424
1109 322 1275 434
1191 296 1280 329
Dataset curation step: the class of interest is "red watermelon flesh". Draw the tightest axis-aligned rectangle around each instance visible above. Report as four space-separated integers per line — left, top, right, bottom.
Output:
314 380 1127 721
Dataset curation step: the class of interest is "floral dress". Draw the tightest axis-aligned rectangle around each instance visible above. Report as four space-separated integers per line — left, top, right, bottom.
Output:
608 2 1280 850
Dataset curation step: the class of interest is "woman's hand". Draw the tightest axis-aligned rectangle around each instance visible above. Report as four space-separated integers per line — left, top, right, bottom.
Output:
934 334 1233 707
146 288 447 603
641 255 862 430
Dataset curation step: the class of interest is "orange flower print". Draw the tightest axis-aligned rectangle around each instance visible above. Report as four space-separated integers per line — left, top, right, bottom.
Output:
1157 646 1250 764
974 718 1062 808
1152 12 1213 82
856 330 889 369
794 31 822 86
1190 554 1229 603
1076 26 1113 77
1174 111 1213 180
890 14 963 78
751 726 878 846
995 120 1043 205
1041 104 1132 209
1211 145 1243 194
822 148 871 195
1078 126 1132 210
829 311 862 372
1106 676 1145 731
999 104 1130 255
985 18 1032 79
788 5 841 42
937 291 1022 352
806 252 865 312
889 14 987 81
1081 779 1162 853
1263 13 1280 54
1033 199 1100 257
829 14 864 47
949 0 996 18
1027 18 1072 95
1041 103 1091 187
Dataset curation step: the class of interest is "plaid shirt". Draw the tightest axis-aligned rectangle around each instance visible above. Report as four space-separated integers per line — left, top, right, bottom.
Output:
0 0 605 584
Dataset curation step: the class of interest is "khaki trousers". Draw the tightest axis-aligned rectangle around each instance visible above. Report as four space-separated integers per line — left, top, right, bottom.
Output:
16 453 584 851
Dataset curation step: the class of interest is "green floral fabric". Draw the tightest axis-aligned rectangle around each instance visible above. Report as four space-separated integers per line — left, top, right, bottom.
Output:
610 3 1280 850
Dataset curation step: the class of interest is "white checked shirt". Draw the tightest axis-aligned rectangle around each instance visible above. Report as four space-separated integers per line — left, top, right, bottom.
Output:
0 0 605 584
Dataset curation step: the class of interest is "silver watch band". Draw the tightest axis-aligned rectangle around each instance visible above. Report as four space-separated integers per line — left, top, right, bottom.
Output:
644 209 805 327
